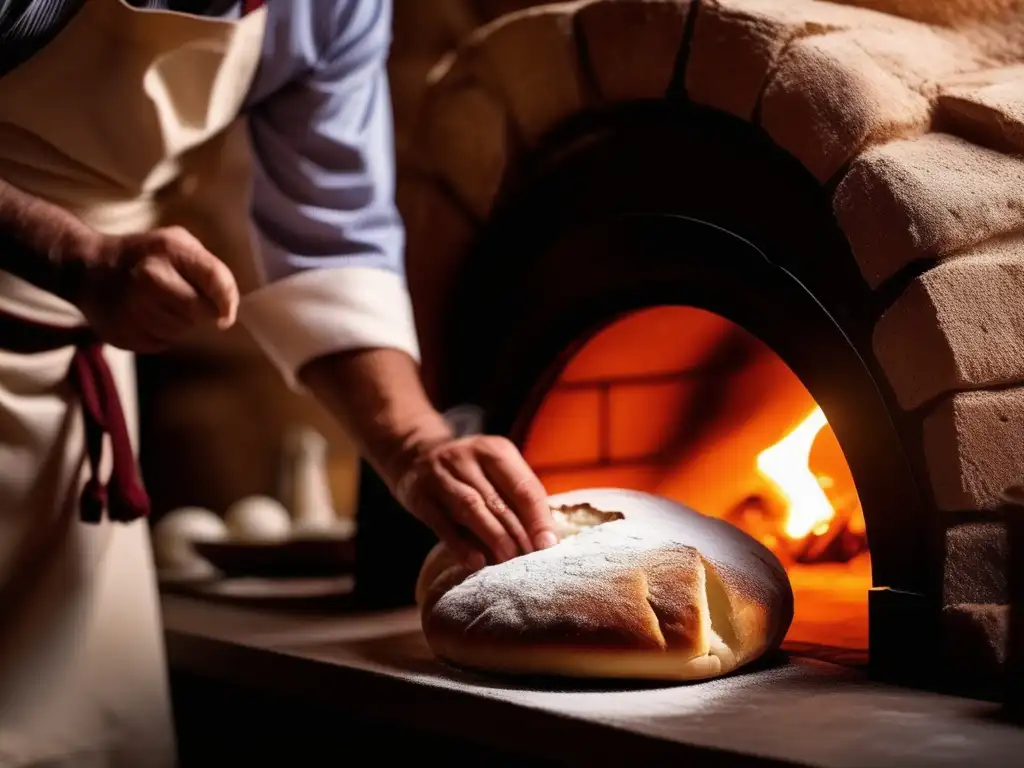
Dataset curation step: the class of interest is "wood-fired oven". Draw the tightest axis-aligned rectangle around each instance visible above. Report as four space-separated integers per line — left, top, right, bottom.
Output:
376 0 1024 700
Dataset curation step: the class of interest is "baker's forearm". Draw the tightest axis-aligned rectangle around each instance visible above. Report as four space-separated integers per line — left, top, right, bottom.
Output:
0 178 96 301
299 347 452 487
299 345 556 565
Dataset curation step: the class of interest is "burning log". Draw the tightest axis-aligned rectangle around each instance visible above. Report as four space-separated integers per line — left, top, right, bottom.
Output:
724 493 787 554
724 490 868 566
723 405 871 566
789 499 868 565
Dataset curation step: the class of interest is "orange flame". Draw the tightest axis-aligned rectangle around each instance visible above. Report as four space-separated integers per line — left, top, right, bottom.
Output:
756 406 833 539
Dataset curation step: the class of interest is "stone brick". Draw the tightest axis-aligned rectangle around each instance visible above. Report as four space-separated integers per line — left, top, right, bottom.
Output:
472 0 560 22
685 0 885 121
464 1 594 145
416 79 513 219
397 175 478 399
923 387 1024 512
944 521 1008 605
831 3 1024 64
761 31 928 181
844 27 990 96
829 0 1021 27
939 66 1024 154
941 603 1008 685
578 0 691 102
834 133 1024 289
873 238 1024 410
762 20 989 181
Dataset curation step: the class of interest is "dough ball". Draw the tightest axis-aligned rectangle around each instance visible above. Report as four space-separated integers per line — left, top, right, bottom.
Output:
152 507 228 572
225 495 292 543
416 489 794 682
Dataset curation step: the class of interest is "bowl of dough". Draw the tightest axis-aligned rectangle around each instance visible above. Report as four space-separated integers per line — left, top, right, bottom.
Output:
153 495 356 580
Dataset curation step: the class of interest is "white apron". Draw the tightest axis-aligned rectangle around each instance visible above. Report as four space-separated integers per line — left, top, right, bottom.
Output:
0 1 269 764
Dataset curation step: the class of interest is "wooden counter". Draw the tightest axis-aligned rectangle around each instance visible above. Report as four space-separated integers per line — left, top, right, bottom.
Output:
162 594 1024 767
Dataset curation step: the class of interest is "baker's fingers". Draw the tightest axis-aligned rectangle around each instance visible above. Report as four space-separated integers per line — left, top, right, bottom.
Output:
134 255 210 325
133 302 192 346
433 464 517 564
100 296 177 353
478 437 557 550
416 497 486 572
145 280 207 331
447 452 533 557
163 236 239 328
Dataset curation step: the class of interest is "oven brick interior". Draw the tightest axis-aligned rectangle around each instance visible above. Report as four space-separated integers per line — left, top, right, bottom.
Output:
391 0 1024 671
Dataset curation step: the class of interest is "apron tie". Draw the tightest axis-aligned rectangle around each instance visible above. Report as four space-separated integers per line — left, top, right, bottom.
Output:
70 343 150 522
0 309 150 524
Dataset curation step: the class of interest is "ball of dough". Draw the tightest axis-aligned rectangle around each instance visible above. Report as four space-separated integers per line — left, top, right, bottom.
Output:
225 495 292 543
416 488 794 682
152 507 228 572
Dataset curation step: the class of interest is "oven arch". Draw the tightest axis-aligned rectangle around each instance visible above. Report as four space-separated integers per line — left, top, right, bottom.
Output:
432 102 940 680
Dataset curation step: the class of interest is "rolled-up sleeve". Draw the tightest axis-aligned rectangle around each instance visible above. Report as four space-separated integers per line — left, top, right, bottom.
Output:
239 0 419 390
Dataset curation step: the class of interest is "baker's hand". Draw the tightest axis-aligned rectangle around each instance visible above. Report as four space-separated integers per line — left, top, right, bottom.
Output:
394 435 558 571
72 226 239 353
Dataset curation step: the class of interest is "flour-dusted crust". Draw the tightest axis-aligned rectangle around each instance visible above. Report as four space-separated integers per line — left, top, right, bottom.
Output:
416 488 794 681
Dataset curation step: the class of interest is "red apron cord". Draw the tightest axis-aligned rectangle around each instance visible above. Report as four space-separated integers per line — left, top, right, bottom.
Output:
69 344 150 522
242 0 265 14
70 345 109 523
0 309 150 524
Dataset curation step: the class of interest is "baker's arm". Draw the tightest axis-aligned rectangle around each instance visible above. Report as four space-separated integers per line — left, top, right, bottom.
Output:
298 348 453 497
241 0 556 567
0 177 235 347
0 176 99 299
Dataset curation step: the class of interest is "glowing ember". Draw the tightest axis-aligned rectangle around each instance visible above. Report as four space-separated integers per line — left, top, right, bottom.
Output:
756 407 832 540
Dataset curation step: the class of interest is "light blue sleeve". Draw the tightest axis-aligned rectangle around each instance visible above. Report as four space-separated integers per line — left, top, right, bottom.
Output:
239 0 420 388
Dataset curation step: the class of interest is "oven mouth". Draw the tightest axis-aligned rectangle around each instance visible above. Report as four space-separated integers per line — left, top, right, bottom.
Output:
458 215 917 669
522 300 873 658
447 209 929 590
430 101 943 684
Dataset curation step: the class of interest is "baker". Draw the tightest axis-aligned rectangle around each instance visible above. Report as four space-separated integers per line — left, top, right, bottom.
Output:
0 1 558 764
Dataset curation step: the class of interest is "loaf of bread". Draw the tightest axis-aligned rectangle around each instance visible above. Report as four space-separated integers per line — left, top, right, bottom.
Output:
416 488 794 681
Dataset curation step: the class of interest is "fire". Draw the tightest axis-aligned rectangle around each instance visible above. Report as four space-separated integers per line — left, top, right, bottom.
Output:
756 406 833 540
521 306 873 652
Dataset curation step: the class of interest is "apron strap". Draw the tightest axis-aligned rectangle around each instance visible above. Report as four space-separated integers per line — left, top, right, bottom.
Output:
0 309 150 524
242 0 265 14
70 344 150 522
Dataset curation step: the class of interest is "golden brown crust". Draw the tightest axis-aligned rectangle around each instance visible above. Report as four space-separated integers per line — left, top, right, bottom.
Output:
417 489 793 681
642 547 708 651
429 566 668 652
415 542 465 608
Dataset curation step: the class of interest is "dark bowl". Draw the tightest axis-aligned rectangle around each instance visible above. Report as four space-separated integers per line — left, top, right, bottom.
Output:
193 534 355 579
